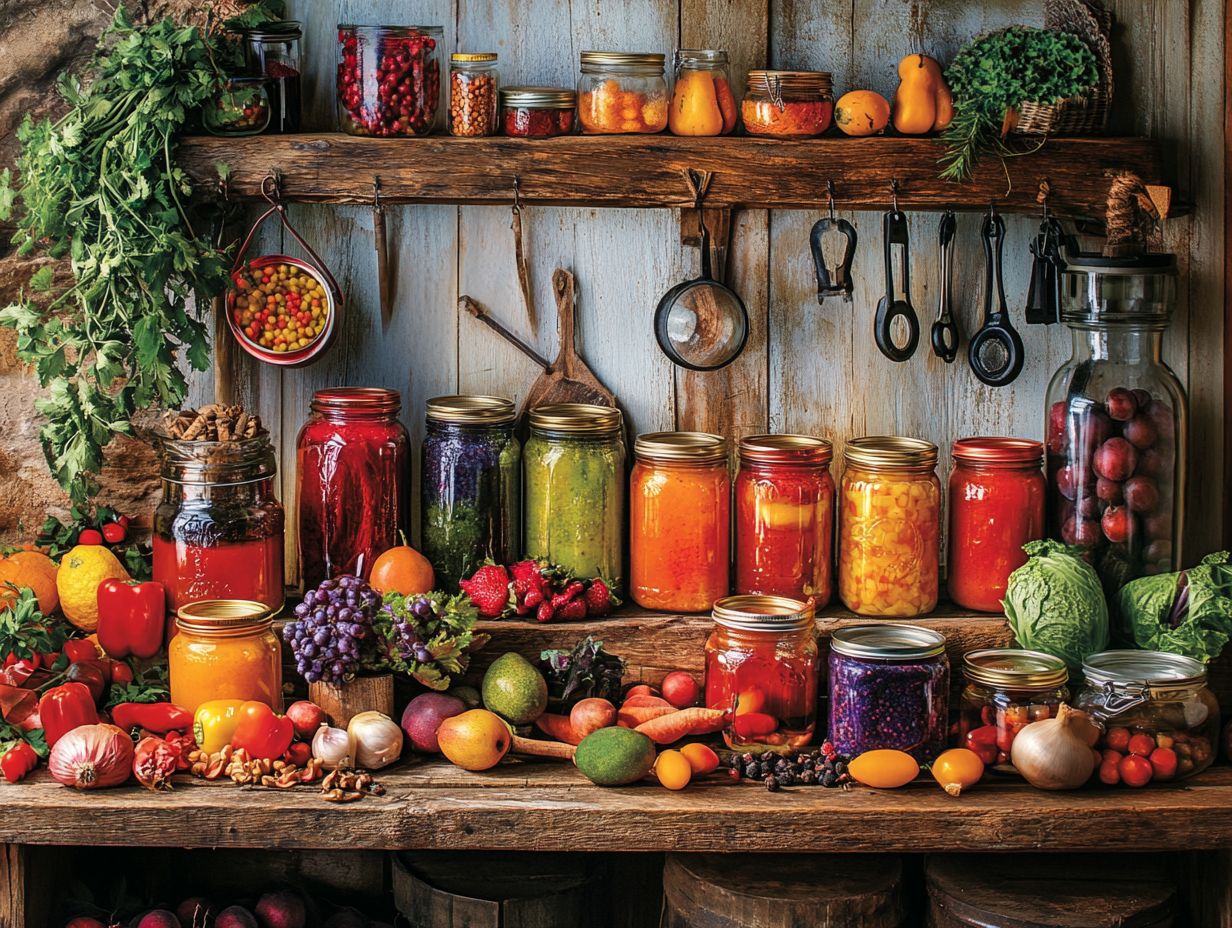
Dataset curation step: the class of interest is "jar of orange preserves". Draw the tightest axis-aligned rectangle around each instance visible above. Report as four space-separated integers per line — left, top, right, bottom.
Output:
838 437 941 617
734 434 834 604
169 599 283 715
630 432 730 612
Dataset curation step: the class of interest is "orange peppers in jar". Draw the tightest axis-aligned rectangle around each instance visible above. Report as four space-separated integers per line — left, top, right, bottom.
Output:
838 437 941 618
630 432 730 612
668 50 737 136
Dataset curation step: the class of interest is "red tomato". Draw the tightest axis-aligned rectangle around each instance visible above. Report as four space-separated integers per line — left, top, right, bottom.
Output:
101 522 127 544
731 712 779 739
1149 746 1178 781
1098 759 1121 785
1118 753 1153 788
77 528 104 546
230 701 294 760
1127 732 1156 757
1104 727 1131 752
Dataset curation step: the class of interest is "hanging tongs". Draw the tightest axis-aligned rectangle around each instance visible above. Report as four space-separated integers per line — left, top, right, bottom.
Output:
1025 187 1073 326
809 180 857 303
373 177 393 324
931 211 960 363
874 180 919 362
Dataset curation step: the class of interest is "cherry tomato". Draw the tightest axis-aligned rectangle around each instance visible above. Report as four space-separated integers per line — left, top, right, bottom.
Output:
964 725 999 766
1149 746 1178 781
1127 732 1157 757
1104 727 1131 752
101 522 126 544
1118 753 1153 788
1098 759 1120 785
77 528 104 546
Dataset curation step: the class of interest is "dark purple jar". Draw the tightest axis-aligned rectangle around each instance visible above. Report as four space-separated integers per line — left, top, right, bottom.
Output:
420 395 520 592
827 624 949 762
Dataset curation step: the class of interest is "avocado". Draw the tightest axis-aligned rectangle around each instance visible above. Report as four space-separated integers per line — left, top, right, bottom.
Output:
575 727 656 786
481 652 548 725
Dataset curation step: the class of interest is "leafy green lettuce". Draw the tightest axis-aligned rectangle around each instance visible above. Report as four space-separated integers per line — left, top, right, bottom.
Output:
1004 540 1109 671
1117 552 1232 664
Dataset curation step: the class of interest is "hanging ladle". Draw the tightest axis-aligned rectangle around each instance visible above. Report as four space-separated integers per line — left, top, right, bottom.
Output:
967 206 1025 387
874 180 919 362
809 180 857 303
930 211 960 363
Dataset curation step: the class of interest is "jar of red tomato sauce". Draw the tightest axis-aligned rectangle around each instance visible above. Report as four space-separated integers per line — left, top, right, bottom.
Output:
735 434 834 604
704 595 818 754
947 437 1046 612
296 388 410 590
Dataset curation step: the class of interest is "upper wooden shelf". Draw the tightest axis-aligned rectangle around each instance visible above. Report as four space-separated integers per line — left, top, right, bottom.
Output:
177 133 1165 217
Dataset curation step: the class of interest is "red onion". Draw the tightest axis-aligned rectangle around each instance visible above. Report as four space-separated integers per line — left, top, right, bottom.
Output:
49 723 134 789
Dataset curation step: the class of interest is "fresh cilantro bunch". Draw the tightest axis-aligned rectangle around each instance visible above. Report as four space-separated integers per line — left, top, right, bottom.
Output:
0 588 67 666
374 592 490 691
941 26 1099 180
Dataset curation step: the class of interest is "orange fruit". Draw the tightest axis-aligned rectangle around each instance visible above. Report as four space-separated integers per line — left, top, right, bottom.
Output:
834 90 891 136
369 545 435 596
8 550 58 585
654 749 693 790
0 557 59 615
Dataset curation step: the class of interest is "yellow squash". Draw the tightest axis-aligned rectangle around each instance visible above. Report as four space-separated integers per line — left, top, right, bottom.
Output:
892 54 954 135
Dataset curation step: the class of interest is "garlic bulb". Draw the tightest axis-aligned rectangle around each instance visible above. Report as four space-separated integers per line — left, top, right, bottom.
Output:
1010 703 1099 790
348 711 404 770
311 723 355 769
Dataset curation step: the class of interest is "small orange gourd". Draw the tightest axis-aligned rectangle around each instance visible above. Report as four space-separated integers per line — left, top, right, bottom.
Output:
929 748 985 796
891 54 954 134
834 91 891 137
847 749 920 788
670 71 724 136
654 749 694 790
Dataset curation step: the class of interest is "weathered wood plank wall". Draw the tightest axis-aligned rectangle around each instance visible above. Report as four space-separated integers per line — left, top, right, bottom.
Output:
196 0 1224 585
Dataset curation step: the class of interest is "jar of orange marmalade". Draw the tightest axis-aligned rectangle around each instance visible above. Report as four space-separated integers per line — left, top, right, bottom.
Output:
838 437 941 617
169 599 283 715
630 432 730 612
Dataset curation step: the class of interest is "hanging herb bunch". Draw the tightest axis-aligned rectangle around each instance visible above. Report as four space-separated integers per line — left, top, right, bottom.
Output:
0 3 282 503
940 26 1099 181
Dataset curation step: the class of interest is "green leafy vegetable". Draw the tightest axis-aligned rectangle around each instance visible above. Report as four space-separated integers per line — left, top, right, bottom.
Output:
34 504 151 579
1117 552 1232 663
539 637 626 710
0 588 67 664
0 721 49 760
105 665 170 709
1004 539 1109 671
375 592 490 691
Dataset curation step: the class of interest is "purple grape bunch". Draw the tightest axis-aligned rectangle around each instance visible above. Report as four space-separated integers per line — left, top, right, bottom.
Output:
384 595 437 666
283 574 382 684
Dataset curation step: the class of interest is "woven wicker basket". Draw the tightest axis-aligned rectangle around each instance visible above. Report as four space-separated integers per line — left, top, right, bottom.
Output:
1009 0 1113 136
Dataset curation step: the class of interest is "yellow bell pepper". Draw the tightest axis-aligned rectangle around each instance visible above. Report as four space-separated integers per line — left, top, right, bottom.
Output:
193 699 245 754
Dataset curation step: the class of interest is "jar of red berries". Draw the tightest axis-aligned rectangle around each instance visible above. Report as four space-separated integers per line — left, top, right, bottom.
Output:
336 25 443 137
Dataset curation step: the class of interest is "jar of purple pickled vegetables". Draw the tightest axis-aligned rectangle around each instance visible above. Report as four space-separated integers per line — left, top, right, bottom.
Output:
827 624 949 763
421 395 520 592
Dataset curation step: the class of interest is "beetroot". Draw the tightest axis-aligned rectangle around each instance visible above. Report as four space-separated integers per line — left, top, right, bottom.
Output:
1093 438 1137 482
255 891 306 928
1123 476 1159 513
1101 505 1133 544
175 899 214 928
1105 387 1138 421
136 911 181 928
215 907 258 928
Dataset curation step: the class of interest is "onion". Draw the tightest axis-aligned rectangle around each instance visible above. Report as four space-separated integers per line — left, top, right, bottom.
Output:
49 724 135 789
311 723 355 769
1010 703 1100 790
347 711 403 770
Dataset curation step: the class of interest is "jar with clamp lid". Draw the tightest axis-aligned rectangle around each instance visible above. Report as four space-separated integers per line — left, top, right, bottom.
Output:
741 70 833 138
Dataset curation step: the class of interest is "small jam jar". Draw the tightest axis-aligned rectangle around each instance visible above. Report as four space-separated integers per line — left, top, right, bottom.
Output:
501 86 577 138
735 434 834 604
704 595 819 754
957 648 1069 773
947 437 1046 612
838 437 941 618
630 432 730 612
169 599 283 715
578 51 669 133
741 70 833 138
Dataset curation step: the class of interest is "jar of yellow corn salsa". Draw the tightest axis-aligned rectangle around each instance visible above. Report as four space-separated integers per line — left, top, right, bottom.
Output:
169 599 283 715
838 437 940 617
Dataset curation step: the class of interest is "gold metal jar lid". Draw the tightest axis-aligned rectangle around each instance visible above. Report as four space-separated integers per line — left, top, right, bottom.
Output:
452 52 497 62
580 51 666 75
739 434 832 466
500 86 577 109
844 436 938 473
712 594 815 632
311 387 401 415
963 648 1068 690
426 394 516 426
831 624 946 661
634 431 727 464
952 437 1044 467
176 599 274 636
528 402 623 435
746 69 833 96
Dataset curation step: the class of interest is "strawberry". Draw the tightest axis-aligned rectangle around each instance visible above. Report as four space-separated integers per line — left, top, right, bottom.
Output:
557 599 588 621
536 601 556 623
458 564 511 617
584 579 614 616
549 581 585 609
524 587 545 608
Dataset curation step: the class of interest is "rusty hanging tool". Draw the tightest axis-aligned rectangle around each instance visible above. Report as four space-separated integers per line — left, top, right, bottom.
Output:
874 180 919 362
809 180 857 303
511 177 537 331
373 177 393 324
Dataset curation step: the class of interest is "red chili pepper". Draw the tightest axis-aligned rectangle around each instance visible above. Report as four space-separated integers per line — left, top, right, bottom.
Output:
230 701 294 760
38 682 98 747
65 661 108 704
111 702 193 736
62 639 99 663
97 579 166 660
0 741 38 782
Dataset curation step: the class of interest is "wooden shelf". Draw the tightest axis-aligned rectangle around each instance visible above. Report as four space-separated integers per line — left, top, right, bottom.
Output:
178 133 1165 217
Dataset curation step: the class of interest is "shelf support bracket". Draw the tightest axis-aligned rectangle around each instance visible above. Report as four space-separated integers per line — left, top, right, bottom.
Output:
679 168 732 284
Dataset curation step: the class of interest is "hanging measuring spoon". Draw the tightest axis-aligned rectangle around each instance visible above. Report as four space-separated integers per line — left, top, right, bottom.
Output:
930 211 960 363
809 180 857 303
874 182 919 362
967 208 1025 387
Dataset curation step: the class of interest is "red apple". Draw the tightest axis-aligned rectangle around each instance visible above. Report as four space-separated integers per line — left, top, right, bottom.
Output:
285 700 329 741
660 671 701 709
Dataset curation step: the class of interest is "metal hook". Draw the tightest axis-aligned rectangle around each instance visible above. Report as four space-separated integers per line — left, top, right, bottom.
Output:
373 176 382 209
512 176 523 215
683 168 711 209
1037 178 1052 221
890 179 900 212
260 169 283 208
826 179 837 221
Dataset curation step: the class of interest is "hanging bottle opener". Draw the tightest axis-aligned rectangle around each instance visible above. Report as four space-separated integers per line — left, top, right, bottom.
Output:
930 211 960 364
809 180 857 303
372 177 393 324
874 181 919 362
967 207 1025 387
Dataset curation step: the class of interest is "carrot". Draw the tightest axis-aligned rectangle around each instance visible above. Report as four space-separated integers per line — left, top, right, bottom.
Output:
621 694 672 709
510 734 577 760
534 712 582 745
635 708 726 745
617 704 677 728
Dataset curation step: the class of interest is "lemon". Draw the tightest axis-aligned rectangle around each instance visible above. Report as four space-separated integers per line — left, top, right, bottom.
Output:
56 544 129 631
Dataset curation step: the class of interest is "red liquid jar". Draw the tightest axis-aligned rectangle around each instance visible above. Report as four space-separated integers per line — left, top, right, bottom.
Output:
153 434 285 614
947 437 1046 612
296 388 410 589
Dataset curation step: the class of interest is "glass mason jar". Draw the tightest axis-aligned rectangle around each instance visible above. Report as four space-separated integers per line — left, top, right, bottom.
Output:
524 404 626 588
203 76 272 137
1045 254 1186 592
735 435 834 604
577 51 668 134
241 20 301 132
947 437 1046 613
153 434 285 614
741 70 834 138
704 595 818 754
450 53 499 137
957 648 1069 773
828 624 949 763
296 388 410 590
420 395 520 592
630 432 730 612
336 25 443 137
500 86 577 138
838 437 941 617
1077 650 1219 782
169 599 283 716
669 49 735 136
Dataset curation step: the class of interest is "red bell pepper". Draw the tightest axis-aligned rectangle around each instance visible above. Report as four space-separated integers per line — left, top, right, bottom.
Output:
65 661 108 704
97 579 166 660
230 701 294 760
0 741 38 782
38 682 98 747
62 639 100 663
111 702 193 736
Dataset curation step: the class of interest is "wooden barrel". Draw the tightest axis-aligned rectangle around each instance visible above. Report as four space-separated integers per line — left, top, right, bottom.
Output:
393 852 603 928
926 854 1177 928
662 853 905 928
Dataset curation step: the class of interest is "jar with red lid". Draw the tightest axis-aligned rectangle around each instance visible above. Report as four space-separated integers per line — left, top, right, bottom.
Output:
296 388 410 590
500 86 576 138
947 437 1046 612
735 434 834 604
